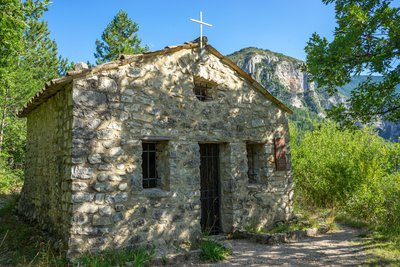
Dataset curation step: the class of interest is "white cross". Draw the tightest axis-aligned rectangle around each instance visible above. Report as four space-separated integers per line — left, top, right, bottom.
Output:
190 11 213 49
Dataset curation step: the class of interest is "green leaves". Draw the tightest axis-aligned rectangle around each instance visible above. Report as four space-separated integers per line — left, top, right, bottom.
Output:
290 121 400 234
94 10 148 65
0 0 68 176
0 0 25 64
291 121 399 208
305 0 400 125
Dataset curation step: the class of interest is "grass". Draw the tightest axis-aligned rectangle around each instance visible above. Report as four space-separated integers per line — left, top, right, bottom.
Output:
334 213 369 229
74 247 155 267
0 194 66 266
267 222 304 234
366 240 400 265
199 239 231 262
315 209 400 265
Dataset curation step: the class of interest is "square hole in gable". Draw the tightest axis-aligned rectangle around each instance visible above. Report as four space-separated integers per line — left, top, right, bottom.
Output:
193 77 217 102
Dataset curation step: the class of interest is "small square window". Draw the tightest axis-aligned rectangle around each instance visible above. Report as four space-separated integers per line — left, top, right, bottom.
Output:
193 80 214 101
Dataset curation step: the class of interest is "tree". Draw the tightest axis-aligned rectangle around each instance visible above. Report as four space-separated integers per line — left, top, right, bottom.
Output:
94 10 148 65
305 0 400 126
0 0 68 168
0 0 25 66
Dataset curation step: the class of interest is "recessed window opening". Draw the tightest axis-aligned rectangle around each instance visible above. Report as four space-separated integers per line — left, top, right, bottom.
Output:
246 143 264 184
194 79 215 101
274 137 287 171
142 142 159 188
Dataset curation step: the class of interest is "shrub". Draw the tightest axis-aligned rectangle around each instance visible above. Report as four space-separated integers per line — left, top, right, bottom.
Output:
199 239 231 262
291 121 399 208
290 121 400 236
0 164 23 194
345 173 400 233
74 247 154 267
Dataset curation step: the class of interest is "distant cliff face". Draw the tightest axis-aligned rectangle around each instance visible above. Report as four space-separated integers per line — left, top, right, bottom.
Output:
227 47 399 142
227 47 347 116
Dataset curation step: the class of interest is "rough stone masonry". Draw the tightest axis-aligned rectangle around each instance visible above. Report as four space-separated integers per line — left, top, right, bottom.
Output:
17 39 294 257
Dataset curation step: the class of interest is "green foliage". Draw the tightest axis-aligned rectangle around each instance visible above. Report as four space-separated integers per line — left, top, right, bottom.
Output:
266 222 304 234
199 239 231 262
74 247 154 267
290 121 400 235
0 0 25 68
289 108 323 133
364 233 400 265
334 214 369 229
345 172 400 233
0 0 68 193
291 121 398 207
94 10 148 65
305 0 400 125
0 163 23 194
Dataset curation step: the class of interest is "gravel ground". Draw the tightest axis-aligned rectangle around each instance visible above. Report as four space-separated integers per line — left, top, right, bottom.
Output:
180 226 369 267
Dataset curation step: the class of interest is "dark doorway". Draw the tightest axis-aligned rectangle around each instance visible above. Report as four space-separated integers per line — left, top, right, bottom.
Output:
199 144 220 235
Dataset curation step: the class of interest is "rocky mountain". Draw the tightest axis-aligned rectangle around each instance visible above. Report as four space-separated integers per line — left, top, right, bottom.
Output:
227 47 400 142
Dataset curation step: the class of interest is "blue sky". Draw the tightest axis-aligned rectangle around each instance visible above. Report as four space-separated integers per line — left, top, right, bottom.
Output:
44 0 337 64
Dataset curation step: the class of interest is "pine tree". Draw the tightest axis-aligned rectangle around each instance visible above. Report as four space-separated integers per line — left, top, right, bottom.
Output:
0 0 68 170
94 10 148 65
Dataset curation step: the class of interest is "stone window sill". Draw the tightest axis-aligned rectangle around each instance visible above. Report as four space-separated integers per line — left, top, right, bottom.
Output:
142 188 170 199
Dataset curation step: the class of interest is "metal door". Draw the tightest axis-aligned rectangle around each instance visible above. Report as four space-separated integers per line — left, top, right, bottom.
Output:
199 144 220 235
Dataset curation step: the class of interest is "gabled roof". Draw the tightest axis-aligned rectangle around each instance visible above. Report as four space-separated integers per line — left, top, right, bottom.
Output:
17 38 292 118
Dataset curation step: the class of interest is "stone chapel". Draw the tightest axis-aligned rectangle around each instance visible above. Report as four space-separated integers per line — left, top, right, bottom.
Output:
17 38 293 257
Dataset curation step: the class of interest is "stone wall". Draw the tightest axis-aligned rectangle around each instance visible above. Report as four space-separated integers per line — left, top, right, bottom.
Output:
18 83 73 249
66 47 293 256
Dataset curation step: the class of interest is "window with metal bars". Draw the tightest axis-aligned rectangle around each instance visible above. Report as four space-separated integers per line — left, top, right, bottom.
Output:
246 144 258 183
194 81 213 101
142 142 159 188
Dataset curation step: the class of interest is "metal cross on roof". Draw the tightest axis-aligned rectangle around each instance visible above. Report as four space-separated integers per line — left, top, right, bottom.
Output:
190 11 213 49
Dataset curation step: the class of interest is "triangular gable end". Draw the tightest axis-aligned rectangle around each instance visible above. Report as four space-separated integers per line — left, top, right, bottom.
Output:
205 45 292 114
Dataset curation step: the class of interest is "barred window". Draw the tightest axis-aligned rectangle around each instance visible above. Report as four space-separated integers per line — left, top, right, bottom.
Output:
142 143 159 188
194 80 214 101
247 144 257 183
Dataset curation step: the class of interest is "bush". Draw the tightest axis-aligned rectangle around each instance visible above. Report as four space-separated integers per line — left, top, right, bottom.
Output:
290 121 400 235
345 173 400 233
199 239 231 262
291 122 399 207
0 163 23 194
74 247 154 267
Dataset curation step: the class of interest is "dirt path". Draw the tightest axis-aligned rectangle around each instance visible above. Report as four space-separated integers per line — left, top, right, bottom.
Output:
182 226 369 266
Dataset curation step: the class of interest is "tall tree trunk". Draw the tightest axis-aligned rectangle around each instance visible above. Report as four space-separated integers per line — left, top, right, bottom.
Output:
0 86 9 153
